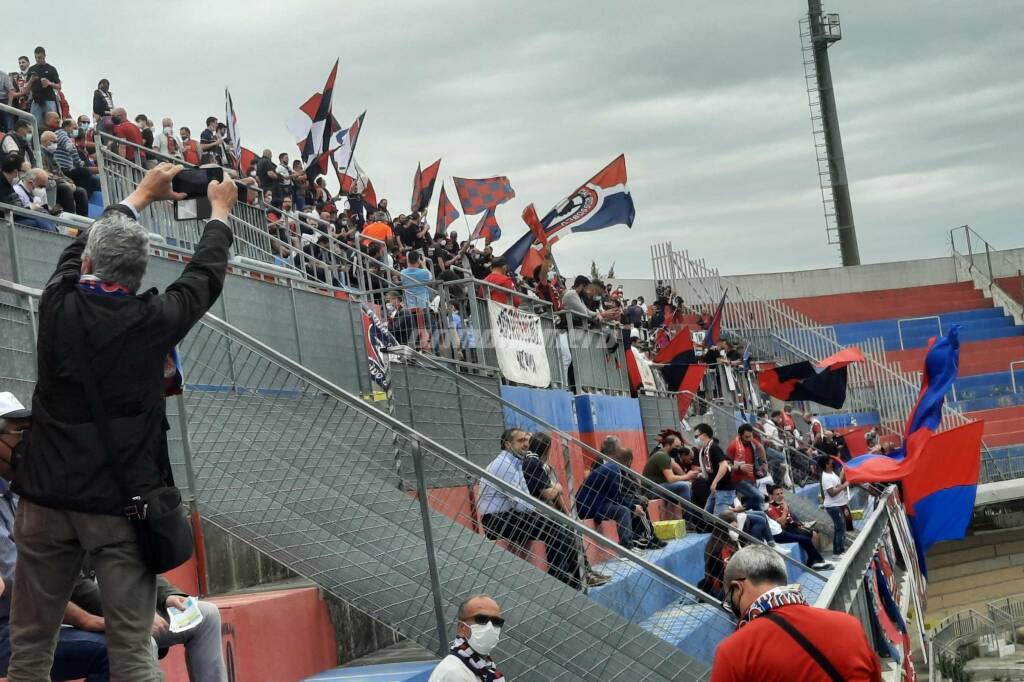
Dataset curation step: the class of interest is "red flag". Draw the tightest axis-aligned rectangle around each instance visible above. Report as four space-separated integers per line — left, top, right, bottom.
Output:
411 158 441 213
838 426 873 457
237 147 258 175
522 203 548 245
818 346 866 370
435 186 460 238
471 208 501 244
625 347 644 397
520 243 547 279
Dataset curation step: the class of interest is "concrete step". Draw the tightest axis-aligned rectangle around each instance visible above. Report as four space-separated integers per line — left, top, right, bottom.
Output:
996 275 1024 304
160 583 338 682
928 528 1024 555
928 551 1024 583
928 576 1024 611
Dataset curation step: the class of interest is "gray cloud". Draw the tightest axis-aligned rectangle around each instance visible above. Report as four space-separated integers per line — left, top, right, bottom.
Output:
9 0 1021 278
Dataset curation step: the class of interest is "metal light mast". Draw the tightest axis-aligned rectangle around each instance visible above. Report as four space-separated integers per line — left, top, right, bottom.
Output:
800 0 860 266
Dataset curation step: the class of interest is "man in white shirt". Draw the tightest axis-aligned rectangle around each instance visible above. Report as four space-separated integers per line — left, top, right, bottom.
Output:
429 595 505 681
818 456 850 558
154 118 183 160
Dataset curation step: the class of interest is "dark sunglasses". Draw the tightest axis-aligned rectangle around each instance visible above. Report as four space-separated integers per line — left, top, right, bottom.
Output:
466 614 505 627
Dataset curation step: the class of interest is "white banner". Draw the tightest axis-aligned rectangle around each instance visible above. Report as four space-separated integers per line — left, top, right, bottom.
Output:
488 301 552 388
631 347 658 392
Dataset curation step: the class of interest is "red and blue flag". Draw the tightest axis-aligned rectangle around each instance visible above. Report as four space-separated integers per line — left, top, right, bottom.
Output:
412 158 441 213
435 186 460 238
903 420 984 575
453 176 515 215
500 155 634 271
471 207 501 244
843 327 962 484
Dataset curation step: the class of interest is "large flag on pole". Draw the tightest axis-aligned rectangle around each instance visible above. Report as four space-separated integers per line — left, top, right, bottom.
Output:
411 159 441 213
655 327 708 415
500 155 635 271
757 347 865 409
224 87 241 167
285 59 342 182
331 110 365 175
237 147 257 176
453 176 515 215
843 327 962 484
435 186 460 238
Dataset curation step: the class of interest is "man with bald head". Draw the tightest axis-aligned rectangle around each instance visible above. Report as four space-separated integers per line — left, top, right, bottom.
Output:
10 167 55 231
429 595 505 681
154 117 182 160
110 106 144 162
256 148 280 202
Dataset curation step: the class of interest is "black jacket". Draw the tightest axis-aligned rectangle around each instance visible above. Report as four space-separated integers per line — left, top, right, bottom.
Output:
14 205 233 514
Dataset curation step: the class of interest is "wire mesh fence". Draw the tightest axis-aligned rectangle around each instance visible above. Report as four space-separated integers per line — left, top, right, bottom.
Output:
179 314 739 680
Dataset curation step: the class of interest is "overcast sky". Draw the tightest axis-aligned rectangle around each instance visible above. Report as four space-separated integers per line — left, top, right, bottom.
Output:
11 1 1022 277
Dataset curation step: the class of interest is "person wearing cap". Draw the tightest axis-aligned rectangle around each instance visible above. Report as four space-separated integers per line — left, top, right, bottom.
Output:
0 393 229 682
7 163 236 682
482 257 520 307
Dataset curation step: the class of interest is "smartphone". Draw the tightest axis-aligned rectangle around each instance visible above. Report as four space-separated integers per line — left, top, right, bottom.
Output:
172 167 223 199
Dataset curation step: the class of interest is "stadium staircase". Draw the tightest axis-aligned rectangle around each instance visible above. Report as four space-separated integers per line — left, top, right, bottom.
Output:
780 281 1024 483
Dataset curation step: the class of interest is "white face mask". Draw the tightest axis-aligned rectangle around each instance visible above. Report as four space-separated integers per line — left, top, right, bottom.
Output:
163 126 173 135
44 143 57 152
464 622 501 655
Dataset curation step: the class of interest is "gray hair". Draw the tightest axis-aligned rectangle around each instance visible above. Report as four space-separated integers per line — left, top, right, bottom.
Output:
723 544 788 587
600 435 621 456
83 211 150 292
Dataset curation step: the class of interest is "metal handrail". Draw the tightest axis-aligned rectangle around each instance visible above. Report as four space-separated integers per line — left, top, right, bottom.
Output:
0 275 729 605
389 346 828 582
896 315 942 351
1012 360 1024 394
651 241 989 453
950 224 1024 321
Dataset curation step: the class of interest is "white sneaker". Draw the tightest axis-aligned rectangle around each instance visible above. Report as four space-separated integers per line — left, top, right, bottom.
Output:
811 561 834 570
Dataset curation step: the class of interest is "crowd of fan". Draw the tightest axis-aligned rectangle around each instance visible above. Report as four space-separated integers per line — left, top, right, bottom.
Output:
477 417 853 600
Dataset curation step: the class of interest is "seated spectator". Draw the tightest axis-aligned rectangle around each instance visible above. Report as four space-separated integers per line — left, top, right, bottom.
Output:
39 131 87 215
0 392 228 681
11 167 56 231
765 485 831 570
642 430 698 502
477 429 580 589
1 119 36 167
760 411 794 488
576 446 662 551
523 432 610 588
481 257 520 306
1 151 22 204
697 510 739 600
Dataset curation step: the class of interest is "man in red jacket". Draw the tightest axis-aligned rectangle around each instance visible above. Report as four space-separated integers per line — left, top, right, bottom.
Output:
711 545 882 682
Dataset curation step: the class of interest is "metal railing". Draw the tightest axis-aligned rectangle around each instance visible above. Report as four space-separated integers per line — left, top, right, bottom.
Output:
930 594 1023 663
390 347 829 586
950 224 1024 324
897 315 942 351
1012 360 1024 395
0 275 718 679
650 241 990 459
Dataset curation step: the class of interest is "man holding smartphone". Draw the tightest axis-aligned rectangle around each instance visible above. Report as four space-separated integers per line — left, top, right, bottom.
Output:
8 163 236 682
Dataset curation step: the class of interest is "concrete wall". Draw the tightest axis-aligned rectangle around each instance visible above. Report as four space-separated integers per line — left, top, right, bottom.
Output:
609 246 1024 301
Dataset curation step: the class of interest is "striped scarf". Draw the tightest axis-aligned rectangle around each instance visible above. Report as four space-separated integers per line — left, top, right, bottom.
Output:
739 585 806 628
450 637 505 681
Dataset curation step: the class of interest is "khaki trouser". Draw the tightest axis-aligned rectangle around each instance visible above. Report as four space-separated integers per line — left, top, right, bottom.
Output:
8 499 161 682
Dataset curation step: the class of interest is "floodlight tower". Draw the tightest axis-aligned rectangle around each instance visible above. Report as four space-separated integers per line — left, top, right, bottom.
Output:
800 0 860 266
